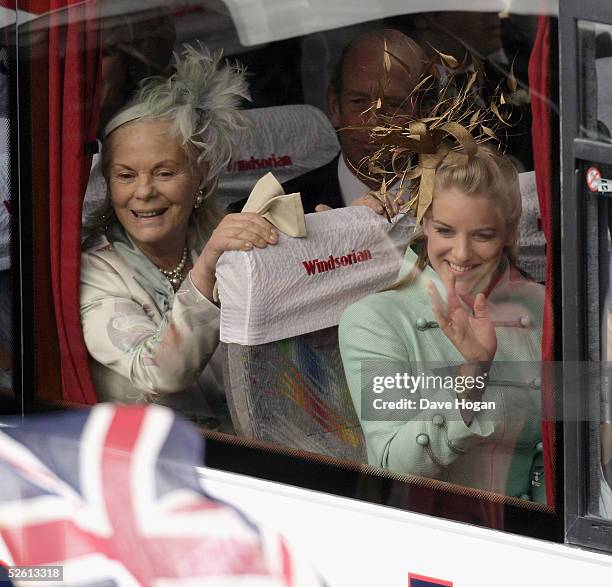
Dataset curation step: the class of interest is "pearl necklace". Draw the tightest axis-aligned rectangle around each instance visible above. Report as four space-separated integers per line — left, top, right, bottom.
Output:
159 247 188 292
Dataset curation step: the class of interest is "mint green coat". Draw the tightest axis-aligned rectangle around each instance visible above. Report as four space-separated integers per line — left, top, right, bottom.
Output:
339 248 546 502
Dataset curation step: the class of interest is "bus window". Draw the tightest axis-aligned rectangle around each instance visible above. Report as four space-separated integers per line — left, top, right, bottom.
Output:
11 2 561 540
575 19 612 521
561 1 612 552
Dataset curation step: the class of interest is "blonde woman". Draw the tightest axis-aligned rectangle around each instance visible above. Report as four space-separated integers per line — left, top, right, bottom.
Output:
339 146 545 502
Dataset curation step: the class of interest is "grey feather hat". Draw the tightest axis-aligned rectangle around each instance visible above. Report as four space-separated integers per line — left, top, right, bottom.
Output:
103 43 251 184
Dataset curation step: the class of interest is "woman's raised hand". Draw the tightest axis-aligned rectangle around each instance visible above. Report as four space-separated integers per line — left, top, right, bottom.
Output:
192 213 277 299
427 275 497 365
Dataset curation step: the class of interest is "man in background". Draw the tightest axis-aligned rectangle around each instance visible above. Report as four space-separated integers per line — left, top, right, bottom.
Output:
229 29 426 214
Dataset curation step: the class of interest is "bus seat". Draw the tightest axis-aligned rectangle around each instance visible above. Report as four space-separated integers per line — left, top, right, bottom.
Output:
216 207 414 461
517 171 546 283
215 104 340 211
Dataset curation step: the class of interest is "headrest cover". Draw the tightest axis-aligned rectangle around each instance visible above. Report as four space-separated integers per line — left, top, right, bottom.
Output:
217 207 414 345
216 105 340 210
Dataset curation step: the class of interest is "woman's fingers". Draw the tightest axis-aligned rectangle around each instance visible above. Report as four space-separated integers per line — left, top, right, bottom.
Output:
384 194 401 217
446 273 458 305
210 231 264 250
473 292 490 320
200 213 279 272
440 272 463 315
315 204 333 212
215 214 278 245
220 212 276 234
215 236 264 252
351 195 384 215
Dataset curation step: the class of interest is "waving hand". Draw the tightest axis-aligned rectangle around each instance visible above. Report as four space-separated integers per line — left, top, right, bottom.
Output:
427 274 497 365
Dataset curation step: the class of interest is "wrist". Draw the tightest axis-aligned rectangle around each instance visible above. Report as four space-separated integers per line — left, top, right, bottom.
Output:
462 349 495 365
458 360 491 377
199 246 220 275
189 263 216 300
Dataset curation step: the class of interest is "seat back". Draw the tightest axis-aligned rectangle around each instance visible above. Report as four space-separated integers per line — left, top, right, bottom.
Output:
217 207 414 460
222 327 365 460
215 104 340 210
517 171 546 282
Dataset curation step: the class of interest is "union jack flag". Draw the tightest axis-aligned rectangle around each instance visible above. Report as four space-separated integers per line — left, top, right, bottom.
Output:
0 404 323 586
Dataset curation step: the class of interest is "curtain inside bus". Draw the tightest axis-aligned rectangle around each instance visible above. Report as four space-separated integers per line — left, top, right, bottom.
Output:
48 0 100 404
528 14 556 508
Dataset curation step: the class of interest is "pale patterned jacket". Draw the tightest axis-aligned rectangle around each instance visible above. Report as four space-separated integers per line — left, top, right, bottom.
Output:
339 247 546 502
80 226 221 415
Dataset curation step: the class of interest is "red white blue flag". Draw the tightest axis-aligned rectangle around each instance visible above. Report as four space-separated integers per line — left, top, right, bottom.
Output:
409 573 453 587
0 404 323 586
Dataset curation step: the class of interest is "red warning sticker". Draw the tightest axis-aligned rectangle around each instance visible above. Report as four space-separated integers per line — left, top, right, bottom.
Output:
587 166 601 192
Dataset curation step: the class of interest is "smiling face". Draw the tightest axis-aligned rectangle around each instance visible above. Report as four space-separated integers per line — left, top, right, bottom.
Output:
422 187 513 295
107 119 202 260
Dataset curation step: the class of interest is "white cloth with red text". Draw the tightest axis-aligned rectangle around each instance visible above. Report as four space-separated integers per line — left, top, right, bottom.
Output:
217 206 415 345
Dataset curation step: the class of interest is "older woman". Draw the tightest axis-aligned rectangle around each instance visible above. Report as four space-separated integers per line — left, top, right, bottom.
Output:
80 46 276 424
339 142 546 502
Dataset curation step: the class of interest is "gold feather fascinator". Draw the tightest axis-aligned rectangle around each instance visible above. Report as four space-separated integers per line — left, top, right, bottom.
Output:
365 53 519 223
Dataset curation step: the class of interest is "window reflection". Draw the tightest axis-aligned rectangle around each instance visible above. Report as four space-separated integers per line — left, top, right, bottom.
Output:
602 219 612 517
68 6 549 514
0 46 11 411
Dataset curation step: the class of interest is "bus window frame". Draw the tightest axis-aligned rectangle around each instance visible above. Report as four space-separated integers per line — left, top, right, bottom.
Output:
560 0 612 553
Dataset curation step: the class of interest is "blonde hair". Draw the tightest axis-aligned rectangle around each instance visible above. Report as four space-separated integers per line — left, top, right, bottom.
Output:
389 145 521 291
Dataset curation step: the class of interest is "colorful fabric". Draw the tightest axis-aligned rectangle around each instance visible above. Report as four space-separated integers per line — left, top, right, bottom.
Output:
0 404 324 586
224 327 366 461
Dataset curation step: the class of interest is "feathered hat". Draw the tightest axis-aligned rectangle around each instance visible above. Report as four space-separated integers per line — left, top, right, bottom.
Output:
103 43 250 183
365 52 518 223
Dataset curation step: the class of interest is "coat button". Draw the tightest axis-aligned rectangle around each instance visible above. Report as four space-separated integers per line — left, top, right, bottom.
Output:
519 493 531 501
416 433 430 446
416 317 429 331
432 413 445 427
520 315 532 327
535 441 543 453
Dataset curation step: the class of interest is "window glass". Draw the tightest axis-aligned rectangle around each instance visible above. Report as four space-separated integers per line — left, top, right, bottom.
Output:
15 2 560 537
0 41 13 414
577 19 612 522
578 20 612 142
592 174 612 519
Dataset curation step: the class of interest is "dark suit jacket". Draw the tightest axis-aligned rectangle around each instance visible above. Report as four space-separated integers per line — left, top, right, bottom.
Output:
226 155 343 214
